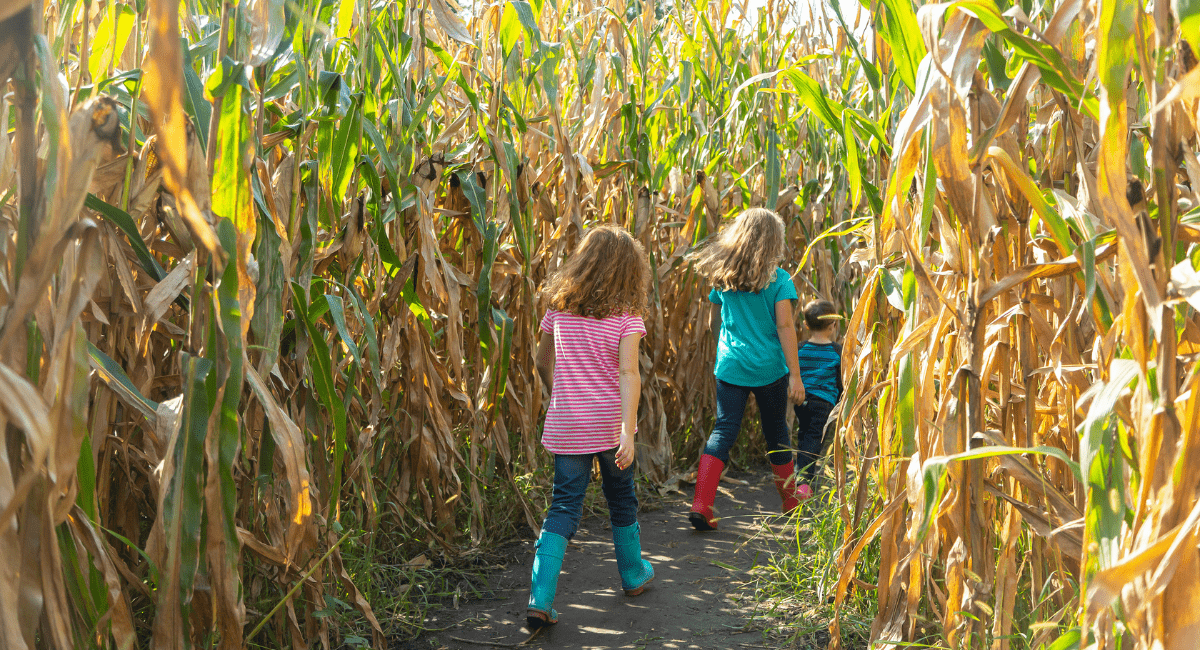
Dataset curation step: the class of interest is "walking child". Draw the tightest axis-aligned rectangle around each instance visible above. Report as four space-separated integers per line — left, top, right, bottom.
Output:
792 299 843 498
688 208 807 531
526 225 655 629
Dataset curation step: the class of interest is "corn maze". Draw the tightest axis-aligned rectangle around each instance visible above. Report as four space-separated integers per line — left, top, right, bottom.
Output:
0 0 1198 647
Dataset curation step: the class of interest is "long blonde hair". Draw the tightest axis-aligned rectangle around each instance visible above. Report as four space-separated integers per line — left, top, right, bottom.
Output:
694 207 785 292
541 224 650 318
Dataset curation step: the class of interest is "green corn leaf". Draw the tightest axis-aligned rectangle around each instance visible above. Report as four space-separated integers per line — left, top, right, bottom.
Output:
57 523 100 631
1046 629 1081 650
331 96 363 202
779 68 845 136
842 112 862 211
844 109 891 157
1097 0 1138 95
1080 236 1098 307
88 342 160 422
827 0 882 90
86 194 168 282
159 353 213 640
982 38 1012 91
919 133 936 249
182 51 212 146
292 282 348 520
363 120 398 187
954 0 1097 118
765 123 780 209
212 220 245 621
251 208 287 372
488 307 515 403
88 3 136 83
540 41 563 105
350 289 382 386
510 1 541 42
297 160 319 291
985 146 1075 257
875 0 926 92
76 434 98 520
325 294 363 367
210 59 256 232
424 38 482 113
1079 359 1140 577
500 1 540 57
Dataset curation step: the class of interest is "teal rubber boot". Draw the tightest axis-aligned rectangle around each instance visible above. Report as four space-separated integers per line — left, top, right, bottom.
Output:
612 522 655 596
526 532 568 629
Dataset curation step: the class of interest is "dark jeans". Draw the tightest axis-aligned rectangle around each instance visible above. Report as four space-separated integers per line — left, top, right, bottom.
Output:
703 374 793 467
541 448 639 540
793 397 835 483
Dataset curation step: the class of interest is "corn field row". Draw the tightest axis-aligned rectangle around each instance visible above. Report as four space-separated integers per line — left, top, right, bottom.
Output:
1 0 1198 646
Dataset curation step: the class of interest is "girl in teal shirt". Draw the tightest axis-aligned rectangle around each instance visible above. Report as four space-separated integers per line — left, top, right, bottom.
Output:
688 208 806 530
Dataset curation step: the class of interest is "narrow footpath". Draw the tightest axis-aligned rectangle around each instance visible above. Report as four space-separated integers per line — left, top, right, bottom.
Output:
418 466 804 650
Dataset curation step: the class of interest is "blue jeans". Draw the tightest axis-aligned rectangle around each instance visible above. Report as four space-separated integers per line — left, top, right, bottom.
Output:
541 448 639 540
794 397 835 482
703 373 793 467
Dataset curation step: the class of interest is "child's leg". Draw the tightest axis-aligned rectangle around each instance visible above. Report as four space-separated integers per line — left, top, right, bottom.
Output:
702 379 751 462
752 374 802 511
691 379 751 530
794 399 834 485
541 454 594 539
751 374 794 466
596 448 638 528
527 454 593 628
597 448 653 595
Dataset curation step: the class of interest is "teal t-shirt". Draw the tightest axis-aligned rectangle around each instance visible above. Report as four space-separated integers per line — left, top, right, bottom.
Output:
709 267 798 387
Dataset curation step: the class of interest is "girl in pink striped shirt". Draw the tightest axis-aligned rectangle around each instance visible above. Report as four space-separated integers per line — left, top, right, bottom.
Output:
525 225 655 630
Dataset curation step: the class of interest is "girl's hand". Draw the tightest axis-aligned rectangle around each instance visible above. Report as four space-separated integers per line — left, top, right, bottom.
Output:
789 373 806 404
616 431 636 470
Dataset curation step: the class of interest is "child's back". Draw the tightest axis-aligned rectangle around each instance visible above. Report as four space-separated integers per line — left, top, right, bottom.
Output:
797 339 841 406
526 224 655 631
710 267 798 388
793 300 843 492
688 208 808 531
541 310 644 454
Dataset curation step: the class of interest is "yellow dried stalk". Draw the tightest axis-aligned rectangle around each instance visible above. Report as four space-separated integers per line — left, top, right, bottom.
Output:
0 0 867 647
831 0 1200 648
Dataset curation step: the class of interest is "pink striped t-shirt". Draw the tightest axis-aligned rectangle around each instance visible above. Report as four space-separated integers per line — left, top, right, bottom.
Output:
540 309 646 454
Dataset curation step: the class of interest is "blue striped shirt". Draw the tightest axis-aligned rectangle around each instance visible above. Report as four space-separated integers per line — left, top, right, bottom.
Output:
797 341 842 405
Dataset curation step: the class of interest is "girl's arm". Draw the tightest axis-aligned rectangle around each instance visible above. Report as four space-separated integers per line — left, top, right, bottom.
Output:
775 300 806 404
535 332 555 394
616 333 642 470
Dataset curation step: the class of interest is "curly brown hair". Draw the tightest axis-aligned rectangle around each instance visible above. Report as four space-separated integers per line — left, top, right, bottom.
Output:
541 224 650 318
693 207 786 292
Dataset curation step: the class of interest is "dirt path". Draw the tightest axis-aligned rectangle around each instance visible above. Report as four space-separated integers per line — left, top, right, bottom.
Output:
418 466 800 650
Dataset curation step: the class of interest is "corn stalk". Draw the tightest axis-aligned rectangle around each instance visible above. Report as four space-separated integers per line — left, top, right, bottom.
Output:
0 0 877 646
832 0 1200 647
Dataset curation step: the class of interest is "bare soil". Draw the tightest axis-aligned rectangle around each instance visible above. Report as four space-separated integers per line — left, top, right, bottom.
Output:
414 467 810 650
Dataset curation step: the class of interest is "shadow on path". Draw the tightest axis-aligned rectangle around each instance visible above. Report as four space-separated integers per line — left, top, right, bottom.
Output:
420 468 798 650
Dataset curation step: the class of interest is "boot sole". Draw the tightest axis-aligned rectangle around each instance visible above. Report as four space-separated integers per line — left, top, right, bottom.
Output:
689 511 717 531
623 574 654 597
526 608 558 629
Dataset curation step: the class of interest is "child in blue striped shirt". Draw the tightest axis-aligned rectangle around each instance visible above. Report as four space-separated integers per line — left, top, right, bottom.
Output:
793 300 843 498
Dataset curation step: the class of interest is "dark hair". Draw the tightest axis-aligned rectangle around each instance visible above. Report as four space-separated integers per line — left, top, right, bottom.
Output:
803 299 838 330
541 224 650 318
